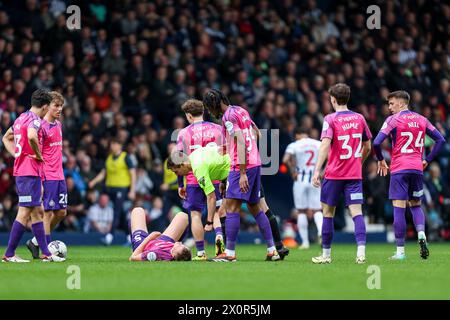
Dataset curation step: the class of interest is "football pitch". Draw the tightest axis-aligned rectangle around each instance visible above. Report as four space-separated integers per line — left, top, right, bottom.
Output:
1 243 450 300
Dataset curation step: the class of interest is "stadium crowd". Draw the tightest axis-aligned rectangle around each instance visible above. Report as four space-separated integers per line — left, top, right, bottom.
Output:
0 0 449 240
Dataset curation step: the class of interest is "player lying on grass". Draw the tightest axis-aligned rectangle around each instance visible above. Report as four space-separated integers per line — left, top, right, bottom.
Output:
312 83 372 264
373 90 445 260
176 99 226 260
1 89 65 262
27 91 67 259
129 207 192 261
202 89 282 262
168 145 228 249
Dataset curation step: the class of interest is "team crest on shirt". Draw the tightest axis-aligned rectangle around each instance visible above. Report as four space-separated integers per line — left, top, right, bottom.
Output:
225 121 234 134
322 121 329 131
198 177 206 188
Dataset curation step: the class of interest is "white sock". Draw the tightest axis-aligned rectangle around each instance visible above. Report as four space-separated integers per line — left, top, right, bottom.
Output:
197 250 205 256
297 214 309 246
397 246 405 255
215 235 223 242
323 248 331 257
31 237 38 246
357 245 366 257
418 231 426 240
314 211 323 236
225 249 235 257
267 246 276 253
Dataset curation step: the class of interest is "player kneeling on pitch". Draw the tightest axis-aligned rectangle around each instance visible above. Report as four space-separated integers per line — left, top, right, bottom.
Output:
129 207 192 261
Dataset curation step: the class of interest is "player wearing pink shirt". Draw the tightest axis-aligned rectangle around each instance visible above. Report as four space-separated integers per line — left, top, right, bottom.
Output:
176 99 226 260
129 207 191 261
312 84 372 264
373 90 445 260
1 89 64 263
27 91 67 259
203 89 280 262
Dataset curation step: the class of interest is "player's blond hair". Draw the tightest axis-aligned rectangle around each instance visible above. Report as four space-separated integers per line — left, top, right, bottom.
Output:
50 91 64 105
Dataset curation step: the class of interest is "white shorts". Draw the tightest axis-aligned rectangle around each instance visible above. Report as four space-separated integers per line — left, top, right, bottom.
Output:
293 180 321 210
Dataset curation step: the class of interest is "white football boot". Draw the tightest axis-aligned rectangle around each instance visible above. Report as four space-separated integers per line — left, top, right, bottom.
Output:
41 255 66 262
312 255 332 264
355 256 366 264
2 255 30 263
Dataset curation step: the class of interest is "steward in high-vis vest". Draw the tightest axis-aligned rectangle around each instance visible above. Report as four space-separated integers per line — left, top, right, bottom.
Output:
89 138 136 245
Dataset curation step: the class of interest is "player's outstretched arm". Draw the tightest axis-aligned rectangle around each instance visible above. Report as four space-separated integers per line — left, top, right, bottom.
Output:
361 140 371 164
2 127 15 157
205 192 217 232
373 132 389 176
282 152 298 180
250 121 261 140
312 138 331 188
27 127 43 161
234 131 249 193
129 232 161 261
424 126 446 165
373 132 387 161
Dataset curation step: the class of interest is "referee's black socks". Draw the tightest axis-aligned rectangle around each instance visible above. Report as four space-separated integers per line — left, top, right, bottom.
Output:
265 209 283 250
220 216 226 244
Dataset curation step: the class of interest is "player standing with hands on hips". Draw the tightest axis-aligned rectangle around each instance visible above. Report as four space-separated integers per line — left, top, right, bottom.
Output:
2 89 65 262
312 83 372 264
373 90 445 260
26 91 67 259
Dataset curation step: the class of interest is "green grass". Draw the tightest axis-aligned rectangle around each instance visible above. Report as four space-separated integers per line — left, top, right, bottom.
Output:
1 243 450 299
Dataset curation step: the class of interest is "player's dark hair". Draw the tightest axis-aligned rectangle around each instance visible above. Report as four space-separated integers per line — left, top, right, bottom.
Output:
31 89 52 108
328 83 351 105
294 127 308 136
167 151 189 169
387 90 410 104
174 247 192 261
202 89 230 118
181 99 204 117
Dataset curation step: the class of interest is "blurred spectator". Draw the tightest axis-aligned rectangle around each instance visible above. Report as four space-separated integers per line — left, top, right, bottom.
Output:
0 203 11 231
148 196 166 232
65 176 85 231
363 160 388 224
86 193 114 245
135 166 154 197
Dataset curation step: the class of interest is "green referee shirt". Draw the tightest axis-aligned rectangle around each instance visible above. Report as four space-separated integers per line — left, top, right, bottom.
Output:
189 146 231 195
